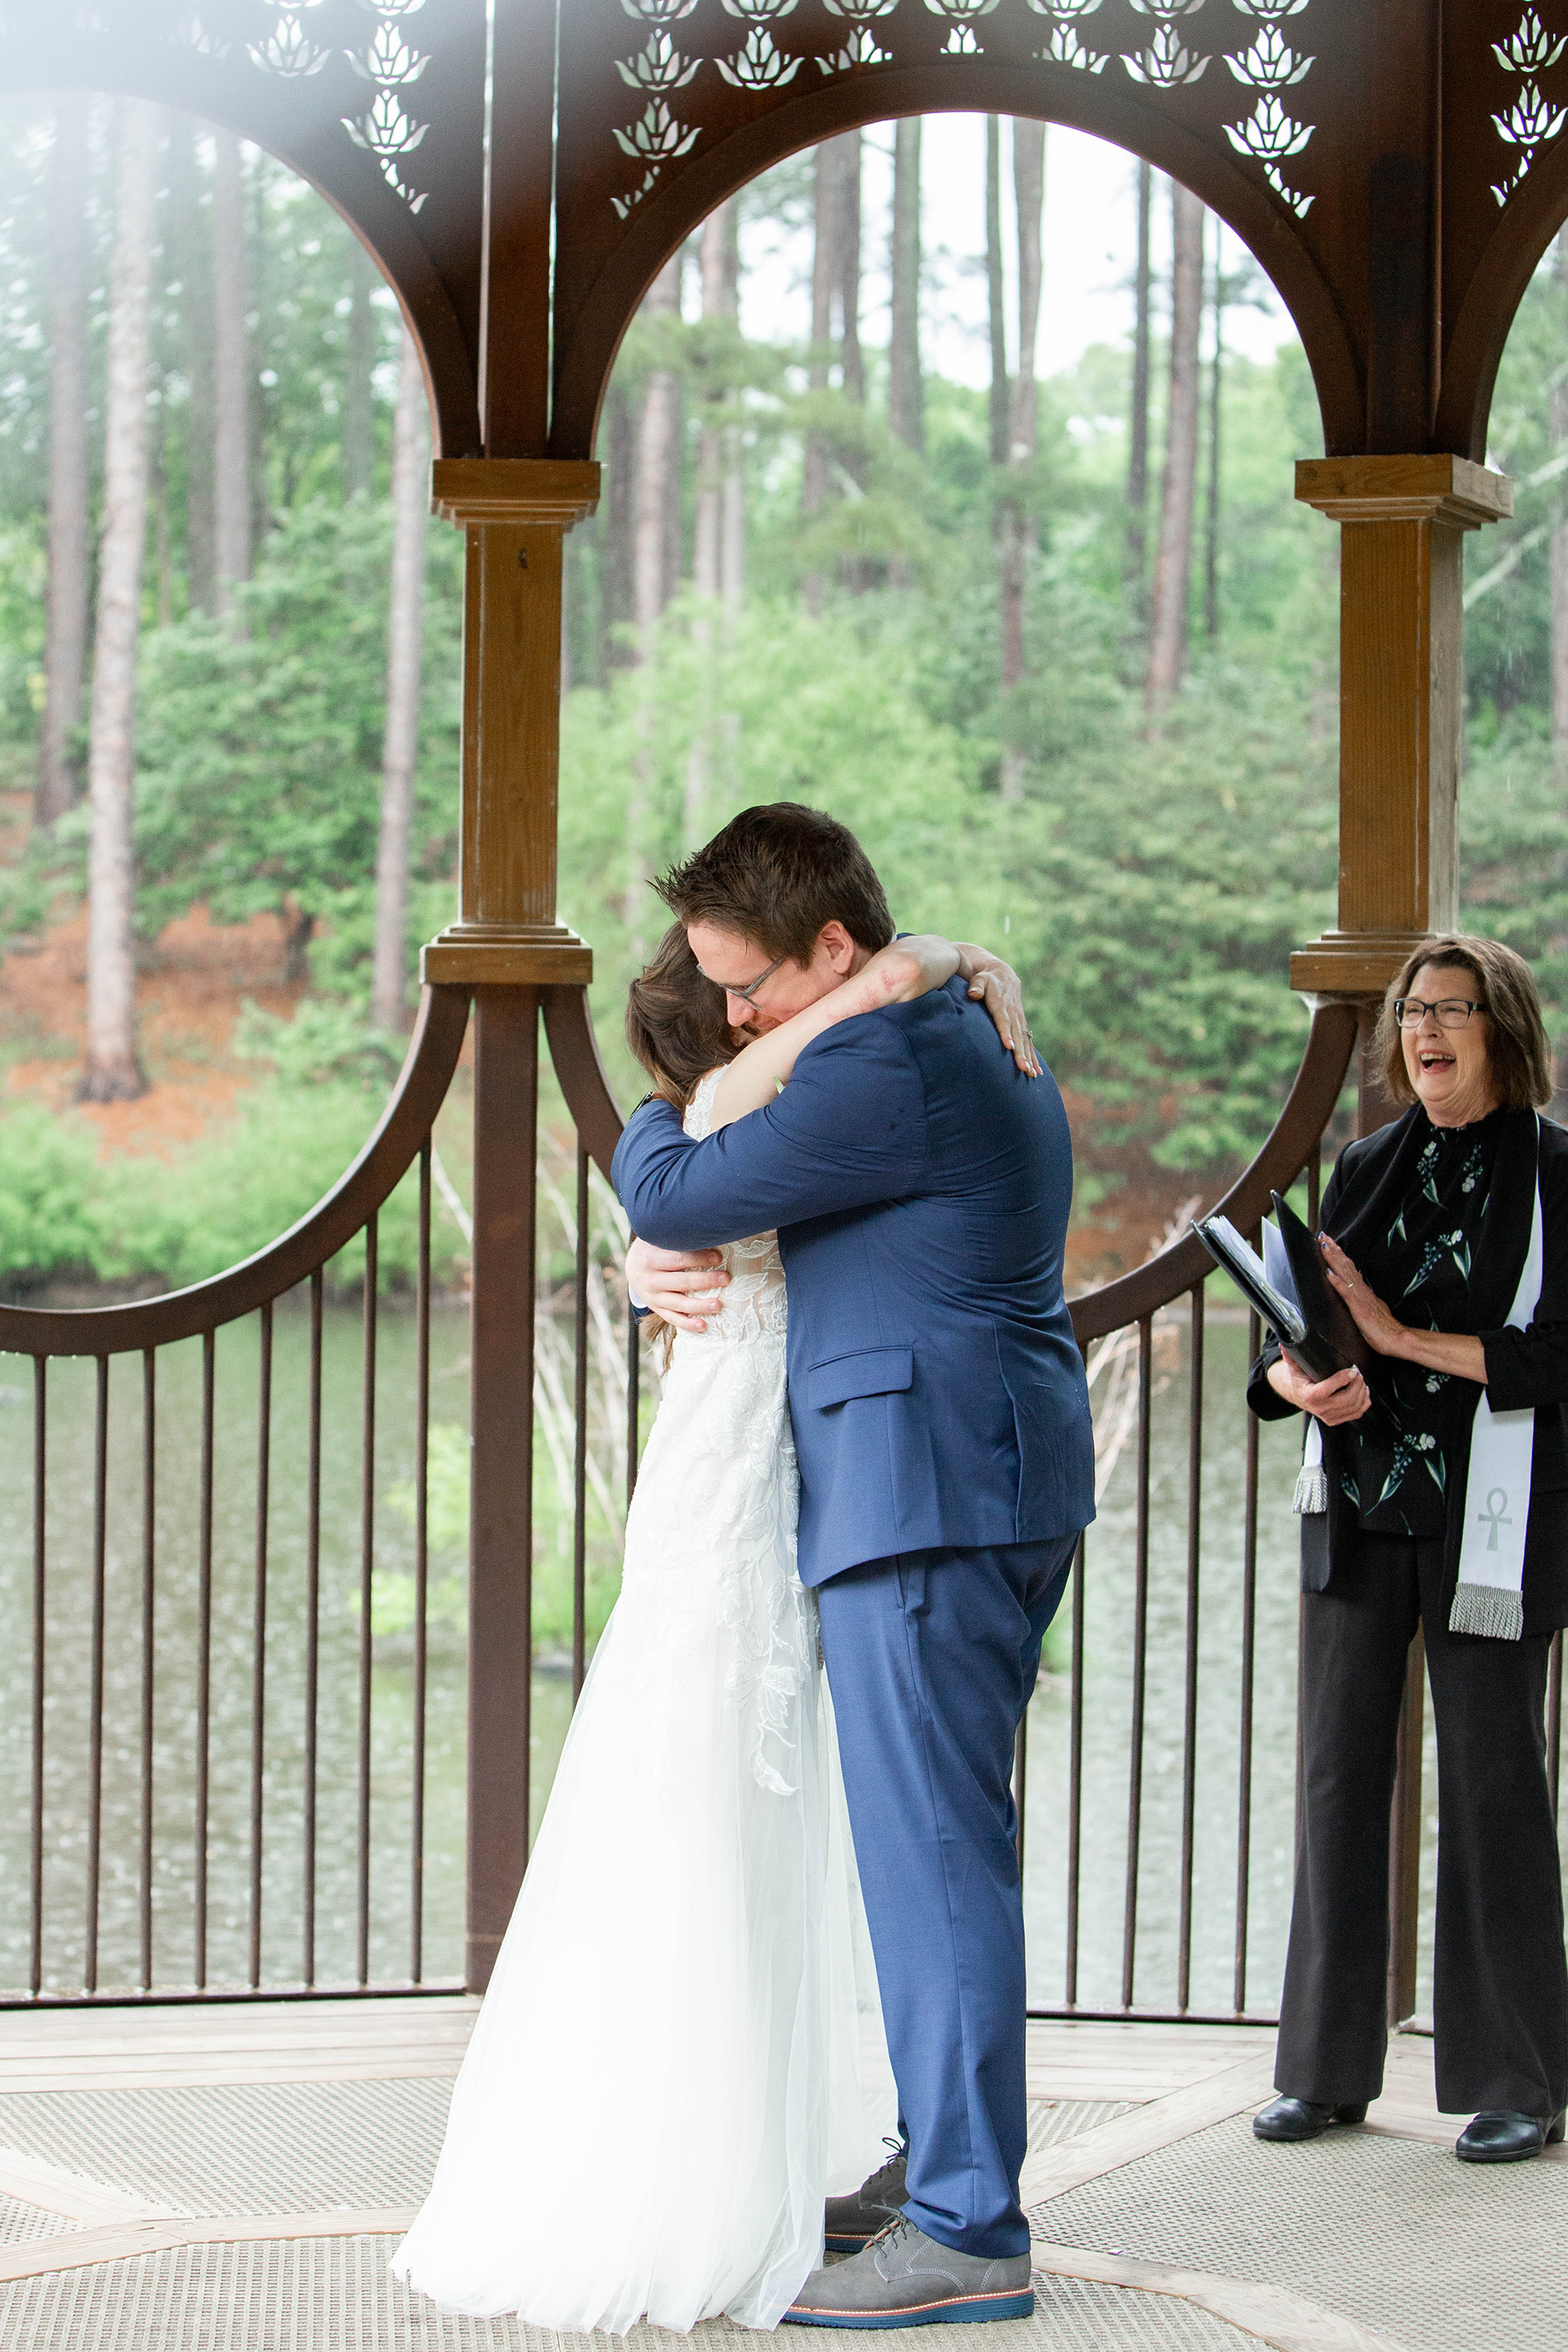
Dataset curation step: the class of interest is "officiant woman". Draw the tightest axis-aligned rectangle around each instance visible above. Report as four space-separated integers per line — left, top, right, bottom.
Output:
1248 934 1568 2163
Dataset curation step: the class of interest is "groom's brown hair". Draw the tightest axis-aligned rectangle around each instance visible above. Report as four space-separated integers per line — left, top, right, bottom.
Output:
654 803 894 964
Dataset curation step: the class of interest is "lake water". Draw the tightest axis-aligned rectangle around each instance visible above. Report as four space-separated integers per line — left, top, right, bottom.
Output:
0 1305 1457 2016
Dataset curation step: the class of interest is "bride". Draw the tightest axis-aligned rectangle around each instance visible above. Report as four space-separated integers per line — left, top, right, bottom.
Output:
392 924 1032 2333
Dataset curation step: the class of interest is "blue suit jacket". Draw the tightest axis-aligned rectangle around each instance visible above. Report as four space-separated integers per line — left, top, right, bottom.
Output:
612 978 1095 1586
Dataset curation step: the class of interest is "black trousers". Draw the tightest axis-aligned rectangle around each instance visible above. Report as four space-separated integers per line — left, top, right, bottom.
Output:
1276 1528 1568 2120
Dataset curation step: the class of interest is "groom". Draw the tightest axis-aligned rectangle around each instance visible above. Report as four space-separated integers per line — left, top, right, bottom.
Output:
614 803 1094 2328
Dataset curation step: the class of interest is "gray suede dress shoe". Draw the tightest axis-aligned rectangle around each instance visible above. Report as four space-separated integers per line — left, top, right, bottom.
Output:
825 2144 907 2252
785 2214 1034 2328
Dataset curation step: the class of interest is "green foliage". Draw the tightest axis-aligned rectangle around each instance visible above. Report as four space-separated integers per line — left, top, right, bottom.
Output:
131 500 462 992
0 1075 465 1295
560 560 1339 1176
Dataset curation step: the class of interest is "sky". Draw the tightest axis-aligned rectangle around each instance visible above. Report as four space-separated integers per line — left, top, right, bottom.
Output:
734 117 1302 389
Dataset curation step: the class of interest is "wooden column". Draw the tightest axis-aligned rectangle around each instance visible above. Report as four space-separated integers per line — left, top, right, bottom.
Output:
1290 454 1512 1010
1291 452 1510 2027
421 459 599 1994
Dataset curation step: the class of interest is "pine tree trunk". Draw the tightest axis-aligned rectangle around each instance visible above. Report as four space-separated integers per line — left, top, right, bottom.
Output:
985 120 1009 470
603 384 635 671
371 330 428 1034
688 203 737 843
626 256 683 935
1552 228 1568 756
1145 185 1204 714
803 140 845 611
719 191 745 614
344 235 377 500
212 129 252 616
171 121 216 617
81 101 158 1106
1000 120 1045 800
38 96 91 829
1125 162 1153 624
839 131 864 409
1205 230 1223 644
633 256 682 656
889 118 924 455
692 204 733 602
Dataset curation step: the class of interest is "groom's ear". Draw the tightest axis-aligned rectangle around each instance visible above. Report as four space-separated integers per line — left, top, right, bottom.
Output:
817 921 858 973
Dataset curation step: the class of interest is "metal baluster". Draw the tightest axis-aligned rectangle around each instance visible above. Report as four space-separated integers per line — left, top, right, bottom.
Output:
1548 1631 1563 1824
1120 1319 1153 2012
412 1145 433 1984
357 1214 378 1985
1235 1306 1262 2016
140 1350 156 1993
572 1142 590 1702
29 1359 45 1998
1064 1534 1085 2008
302 1268 323 1987
1177 1285 1205 2013
626 1303 641 1509
86 1356 108 1996
248 1303 273 1990
195 1331 215 1989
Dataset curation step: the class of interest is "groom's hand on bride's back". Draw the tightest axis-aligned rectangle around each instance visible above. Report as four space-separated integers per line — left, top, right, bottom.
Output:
626 1236 730 1334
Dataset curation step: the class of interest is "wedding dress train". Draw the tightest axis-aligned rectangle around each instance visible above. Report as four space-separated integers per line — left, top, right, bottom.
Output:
392 1072 895 2331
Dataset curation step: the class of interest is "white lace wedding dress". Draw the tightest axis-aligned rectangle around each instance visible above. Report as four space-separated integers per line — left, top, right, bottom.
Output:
392 1071 895 2332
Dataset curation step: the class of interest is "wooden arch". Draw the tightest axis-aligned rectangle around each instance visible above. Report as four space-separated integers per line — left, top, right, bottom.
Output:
7 2 1568 466
546 60 1361 461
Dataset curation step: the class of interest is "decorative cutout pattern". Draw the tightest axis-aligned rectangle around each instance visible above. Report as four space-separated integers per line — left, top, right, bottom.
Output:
342 0 434 213
171 10 230 53
817 0 899 78
1223 0 1316 216
247 0 330 78
924 0 1000 56
595 0 1328 225
1490 7 1568 205
612 0 703 219
715 0 800 90
1025 0 1109 75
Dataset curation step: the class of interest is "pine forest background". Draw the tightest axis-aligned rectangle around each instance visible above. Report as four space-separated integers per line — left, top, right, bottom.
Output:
2 93 1566 1309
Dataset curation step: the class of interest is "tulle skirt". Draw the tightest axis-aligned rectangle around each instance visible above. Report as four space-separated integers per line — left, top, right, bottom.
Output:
391 1325 895 2331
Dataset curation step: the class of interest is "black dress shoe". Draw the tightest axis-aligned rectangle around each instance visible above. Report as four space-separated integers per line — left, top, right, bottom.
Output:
1454 2108 1567 2163
824 2142 906 2252
1253 2095 1369 2142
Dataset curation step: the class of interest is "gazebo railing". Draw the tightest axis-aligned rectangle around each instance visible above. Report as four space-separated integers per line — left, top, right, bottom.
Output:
0 987 469 2005
7 984 1540 2024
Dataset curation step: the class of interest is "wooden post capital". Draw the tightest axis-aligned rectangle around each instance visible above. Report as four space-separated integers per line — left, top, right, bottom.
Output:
1290 452 1511 1019
1294 454 1512 529
431 457 600 529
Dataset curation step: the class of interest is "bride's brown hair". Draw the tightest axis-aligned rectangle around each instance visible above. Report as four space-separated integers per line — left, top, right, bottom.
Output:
626 923 741 1111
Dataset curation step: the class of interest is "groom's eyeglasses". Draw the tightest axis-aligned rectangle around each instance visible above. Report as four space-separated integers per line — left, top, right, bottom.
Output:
704 952 786 1007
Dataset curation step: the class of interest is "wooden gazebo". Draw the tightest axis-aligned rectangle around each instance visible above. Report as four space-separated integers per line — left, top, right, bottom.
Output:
0 1 1557 2018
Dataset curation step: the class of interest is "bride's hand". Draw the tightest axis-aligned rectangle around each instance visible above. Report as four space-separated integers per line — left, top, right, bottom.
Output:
953 944 1040 1076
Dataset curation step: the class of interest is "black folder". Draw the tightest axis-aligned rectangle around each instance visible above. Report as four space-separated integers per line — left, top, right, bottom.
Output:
1193 1195 1369 1384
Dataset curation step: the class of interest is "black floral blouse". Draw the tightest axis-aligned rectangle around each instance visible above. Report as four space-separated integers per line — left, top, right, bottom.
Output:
1338 1109 1504 1537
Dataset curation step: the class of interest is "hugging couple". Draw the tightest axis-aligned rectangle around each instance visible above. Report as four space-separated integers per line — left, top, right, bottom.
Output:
394 802 1096 2334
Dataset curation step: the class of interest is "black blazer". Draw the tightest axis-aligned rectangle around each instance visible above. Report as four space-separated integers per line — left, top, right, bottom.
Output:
1248 1107 1568 1633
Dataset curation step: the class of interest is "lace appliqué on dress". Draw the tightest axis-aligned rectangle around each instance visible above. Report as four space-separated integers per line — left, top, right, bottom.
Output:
642 1067 813 1796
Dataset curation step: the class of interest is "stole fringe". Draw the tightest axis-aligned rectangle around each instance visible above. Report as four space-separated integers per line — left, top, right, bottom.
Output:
1447 1582 1526 1642
1293 1463 1329 1517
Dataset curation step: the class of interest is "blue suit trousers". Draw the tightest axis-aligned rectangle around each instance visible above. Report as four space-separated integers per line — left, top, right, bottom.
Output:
815 1536 1076 2260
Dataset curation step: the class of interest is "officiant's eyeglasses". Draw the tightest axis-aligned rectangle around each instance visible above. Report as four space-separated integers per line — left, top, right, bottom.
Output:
1393 996 1486 1030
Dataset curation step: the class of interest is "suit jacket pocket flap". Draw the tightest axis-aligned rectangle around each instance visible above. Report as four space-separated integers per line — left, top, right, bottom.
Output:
804 1347 915 1410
